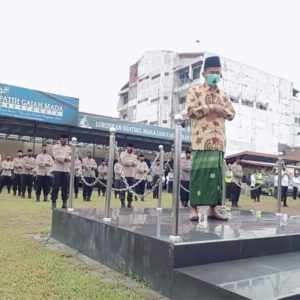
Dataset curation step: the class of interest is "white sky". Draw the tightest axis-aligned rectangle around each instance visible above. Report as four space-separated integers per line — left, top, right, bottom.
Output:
1 0 299 117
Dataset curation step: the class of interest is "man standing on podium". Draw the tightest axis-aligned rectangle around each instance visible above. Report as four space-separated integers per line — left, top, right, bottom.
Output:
187 55 235 221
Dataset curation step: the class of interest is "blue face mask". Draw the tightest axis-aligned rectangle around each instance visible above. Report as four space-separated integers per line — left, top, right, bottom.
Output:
206 74 221 87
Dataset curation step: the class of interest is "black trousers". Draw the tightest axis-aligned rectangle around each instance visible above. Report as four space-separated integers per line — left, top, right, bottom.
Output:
51 171 70 203
281 186 288 205
152 175 159 199
255 184 262 201
120 177 135 203
231 182 241 206
250 188 256 200
97 179 107 196
74 176 79 195
225 182 232 200
293 187 298 200
135 180 146 199
168 181 173 193
180 180 190 203
0 175 12 192
114 179 121 198
82 177 94 200
21 174 33 196
36 175 51 196
13 174 22 195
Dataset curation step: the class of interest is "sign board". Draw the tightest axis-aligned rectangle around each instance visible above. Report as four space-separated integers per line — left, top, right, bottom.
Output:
0 83 79 126
78 112 191 143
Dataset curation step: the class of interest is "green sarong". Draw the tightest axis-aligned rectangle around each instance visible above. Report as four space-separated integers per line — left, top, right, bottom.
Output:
189 150 224 206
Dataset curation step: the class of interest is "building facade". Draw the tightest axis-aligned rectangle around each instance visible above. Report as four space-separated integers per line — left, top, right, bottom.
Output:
118 51 300 155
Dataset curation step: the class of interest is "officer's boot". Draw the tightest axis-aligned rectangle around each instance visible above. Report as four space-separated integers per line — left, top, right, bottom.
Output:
36 195 40 202
28 193 32 199
13 190 16 196
62 201 67 209
44 195 48 202
127 200 132 208
121 200 125 208
75 193 78 198
51 201 56 209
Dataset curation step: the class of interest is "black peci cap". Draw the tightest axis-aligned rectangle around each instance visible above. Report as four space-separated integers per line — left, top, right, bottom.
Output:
60 133 68 138
204 56 221 69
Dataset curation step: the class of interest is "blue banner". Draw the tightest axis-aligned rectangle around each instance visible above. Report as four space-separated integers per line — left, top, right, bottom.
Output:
0 83 79 126
78 112 191 143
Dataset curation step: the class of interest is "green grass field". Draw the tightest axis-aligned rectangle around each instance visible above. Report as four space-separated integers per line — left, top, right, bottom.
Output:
1 189 300 299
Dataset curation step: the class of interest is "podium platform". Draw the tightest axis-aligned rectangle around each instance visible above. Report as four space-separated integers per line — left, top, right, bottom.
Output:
51 208 300 299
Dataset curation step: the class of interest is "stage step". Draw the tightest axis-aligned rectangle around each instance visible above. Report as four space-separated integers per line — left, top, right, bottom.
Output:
171 251 300 300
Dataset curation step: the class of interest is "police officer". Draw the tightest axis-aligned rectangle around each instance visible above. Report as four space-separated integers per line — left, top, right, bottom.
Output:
74 158 82 198
82 151 97 201
135 154 149 201
35 144 54 202
180 150 192 207
119 143 137 208
114 160 122 199
21 149 36 198
98 160 108 197
12 150 23 196
225 164 233 201
255 168 264 202
151 159 160 199
0 154 13 194
51 134 71 208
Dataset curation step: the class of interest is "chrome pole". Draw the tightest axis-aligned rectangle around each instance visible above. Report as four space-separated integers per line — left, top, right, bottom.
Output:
68 137 77 212
157 145 164 210
103 127 116 222
170 114 183 242
277 152 283 213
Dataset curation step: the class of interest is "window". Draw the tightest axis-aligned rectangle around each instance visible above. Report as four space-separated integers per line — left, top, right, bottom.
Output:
151 97 159 103
230 96 239 104
164 72 169 76
137 98 148 104
123 94 128 104
192 62 202 80
256 102 268 110
163 120 168 124
151 74 160 80
241 99 253 107
150 121 157 125
139 75 149 82
179 96 186 104
182 119 191 128
295 117 300 124
179 67 190 85
163 96 168 100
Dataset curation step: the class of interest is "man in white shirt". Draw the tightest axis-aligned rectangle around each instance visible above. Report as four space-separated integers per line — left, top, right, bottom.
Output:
51 134 71 208
250 172 256 200
281 169 289 207
0 154 13 194
82 151 97 201
114 160 121 199
21 149 36 199
35 145 54 202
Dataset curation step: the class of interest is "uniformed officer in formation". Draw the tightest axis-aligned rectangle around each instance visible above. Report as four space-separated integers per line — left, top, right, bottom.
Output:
98 160 108 196
35 144 54 202
74 158 82 198
225 163 233 201
114 160 121 199
254 168 264 202
151 159 160 199
51 134 71 208
82 151 97 201
180 150 192 207
135 154 149 201
119 143 137 208
21 149 36 199
0 154 13 194
12 150 23 196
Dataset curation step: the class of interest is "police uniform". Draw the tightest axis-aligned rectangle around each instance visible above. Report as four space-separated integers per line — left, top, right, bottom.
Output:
151 163 160 199
114 162 121 199
12 155 23 196
120 150 137 208
51 142 71 208
180 156 191 207
21 155 36 198
82 156 97 201
135 160 149 201
74 159 82 198
168 171 173 193
255 171 263 202
35 152 54 201
97 163 108 196
0 159 13 193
